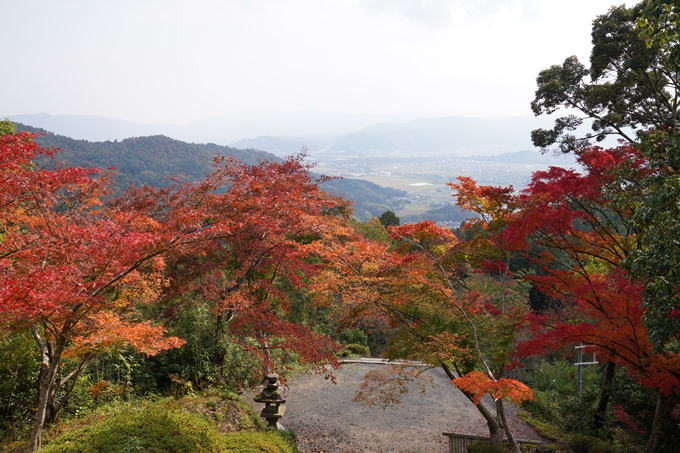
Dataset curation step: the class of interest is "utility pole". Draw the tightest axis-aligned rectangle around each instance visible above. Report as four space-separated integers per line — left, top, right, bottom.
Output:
574 344 599 393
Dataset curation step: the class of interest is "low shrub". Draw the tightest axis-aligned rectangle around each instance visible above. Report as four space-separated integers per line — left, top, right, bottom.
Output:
39 398 298 453
223 431 298 453
41 400 224 453
591 444 619 453
337 343 370 358
467 441 505 453
568 434 618 453
523 385 609 438
338 328 368 346
517 410 563 441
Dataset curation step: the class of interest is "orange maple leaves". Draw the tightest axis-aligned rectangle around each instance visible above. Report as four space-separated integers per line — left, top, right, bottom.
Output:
69 311 185 357
453 371 534 405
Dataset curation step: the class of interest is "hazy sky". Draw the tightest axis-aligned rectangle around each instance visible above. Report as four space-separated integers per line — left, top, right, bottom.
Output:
2 0 628 124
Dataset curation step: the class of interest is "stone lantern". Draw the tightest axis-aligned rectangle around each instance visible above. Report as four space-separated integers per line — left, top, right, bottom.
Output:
253 373 286 428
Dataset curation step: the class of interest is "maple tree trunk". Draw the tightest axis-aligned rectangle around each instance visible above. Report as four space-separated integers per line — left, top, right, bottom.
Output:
45 383 58 424
471 399 503 447
485 404 504 448
496 399 521 453
593 361 616 434
259 331 272 375
29 328 66 452
442 365 503 446
642 391 672 453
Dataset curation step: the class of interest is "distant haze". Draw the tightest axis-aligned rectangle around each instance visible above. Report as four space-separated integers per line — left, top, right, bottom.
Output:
8 111 421 143
327 116 557 155
2 0 628 124
10 112 563 156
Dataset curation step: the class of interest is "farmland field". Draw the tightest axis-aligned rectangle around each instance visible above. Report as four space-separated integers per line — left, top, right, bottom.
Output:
306 148 578 218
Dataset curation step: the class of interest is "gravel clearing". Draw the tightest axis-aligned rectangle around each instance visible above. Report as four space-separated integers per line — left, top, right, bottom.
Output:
266 362 544 453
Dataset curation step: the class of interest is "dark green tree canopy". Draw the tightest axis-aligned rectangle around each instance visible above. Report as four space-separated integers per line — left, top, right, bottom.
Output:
639 0 680 68
377 210 400 227
531 2 680 154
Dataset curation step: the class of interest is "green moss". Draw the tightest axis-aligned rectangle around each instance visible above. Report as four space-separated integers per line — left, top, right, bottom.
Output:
173 391 266 433
38 398 297 453
41 400 224 453
223 432 297 453
517 410 564 441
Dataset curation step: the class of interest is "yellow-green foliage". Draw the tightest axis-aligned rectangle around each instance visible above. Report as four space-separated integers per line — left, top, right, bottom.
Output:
40 400 224 453
37 398 297 453
337 343 371 357
223 432 297 453
517 410 564 441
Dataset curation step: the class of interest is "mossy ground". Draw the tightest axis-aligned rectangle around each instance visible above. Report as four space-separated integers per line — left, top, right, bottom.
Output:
1 393 299 453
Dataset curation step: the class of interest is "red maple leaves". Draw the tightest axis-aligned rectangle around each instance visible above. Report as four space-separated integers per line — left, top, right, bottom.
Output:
503 147 680 397
0 132 348 450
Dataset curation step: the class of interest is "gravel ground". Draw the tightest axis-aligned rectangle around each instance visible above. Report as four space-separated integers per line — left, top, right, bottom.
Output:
251 362 545 453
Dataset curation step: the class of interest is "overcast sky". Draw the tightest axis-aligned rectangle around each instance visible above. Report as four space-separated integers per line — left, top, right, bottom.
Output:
1 0 628 124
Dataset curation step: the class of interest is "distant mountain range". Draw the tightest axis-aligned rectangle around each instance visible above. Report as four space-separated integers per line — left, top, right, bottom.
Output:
7 112 421 144
228 135 329 156
328 116 549 155
7 112 557 156
15 123 405 221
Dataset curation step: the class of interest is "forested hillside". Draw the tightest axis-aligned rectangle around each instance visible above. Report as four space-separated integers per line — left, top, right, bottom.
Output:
16 123 404 220
400 204 468 224
319 178 406 220
17 124 275 188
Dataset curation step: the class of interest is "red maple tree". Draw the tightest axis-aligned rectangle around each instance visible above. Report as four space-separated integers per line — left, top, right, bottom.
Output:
1 133 347 450
500 146 679 451
0 132 187 450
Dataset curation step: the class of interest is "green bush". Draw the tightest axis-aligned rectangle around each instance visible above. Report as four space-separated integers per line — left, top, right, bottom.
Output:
523 385 607 438
0 331 40 437
569 434 617 453
337 343 370 357
559 386 608 436
39 397 299 453
523 389 562 424
338 328 369 346
591 444 618 453
222 432 297 453
517 410 563 441
519 359 600 395
132 301 262 394
467 441 505 453
56 373 95 420
41 400 225 453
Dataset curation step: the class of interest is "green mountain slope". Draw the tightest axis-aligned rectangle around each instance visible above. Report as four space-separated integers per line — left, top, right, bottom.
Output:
319 178 406 221
17 123 275 188
400 204 469 224
16 123 404 221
